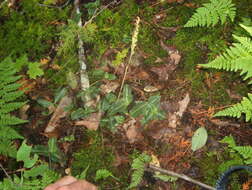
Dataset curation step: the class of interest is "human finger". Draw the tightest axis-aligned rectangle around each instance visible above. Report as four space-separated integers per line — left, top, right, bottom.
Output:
56 180 97 190
44 176 77 190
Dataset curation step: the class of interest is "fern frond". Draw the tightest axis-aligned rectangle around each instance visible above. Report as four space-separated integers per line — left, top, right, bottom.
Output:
214 93 252 122
234 146 252 164
128 153 151 189
0 102 26 114
0 59 27 127
184 0 236 27
0 114 27 125
1 91 24 103
199 25 252 83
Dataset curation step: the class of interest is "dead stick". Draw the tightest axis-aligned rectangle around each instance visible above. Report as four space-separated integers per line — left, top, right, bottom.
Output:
148 165 216 190
74 0 90 91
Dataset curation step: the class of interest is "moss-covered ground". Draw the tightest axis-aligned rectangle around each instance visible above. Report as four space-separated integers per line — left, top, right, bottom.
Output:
1 0 252 189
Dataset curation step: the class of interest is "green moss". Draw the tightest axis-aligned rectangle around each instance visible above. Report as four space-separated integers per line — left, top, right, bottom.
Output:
0 0 69 60
95 0 139 47
72 131 115 185
194 151 221 186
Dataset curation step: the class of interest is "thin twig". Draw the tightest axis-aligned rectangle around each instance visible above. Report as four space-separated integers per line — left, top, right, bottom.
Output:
148 165 216 190
0 163 12 180
83 0 120 27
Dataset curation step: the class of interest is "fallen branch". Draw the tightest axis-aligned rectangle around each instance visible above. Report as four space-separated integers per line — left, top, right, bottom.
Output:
74 0 90 91
148 164 216 190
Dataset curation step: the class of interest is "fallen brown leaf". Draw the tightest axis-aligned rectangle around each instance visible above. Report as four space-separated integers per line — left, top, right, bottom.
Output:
144 85 159 92
75 112 102 131
168 93 190 128
44 96 72 133
19 104 30 120
153 12 167 23
100 81 120 94
122 119 143 143
177 93 190 117
150 41 181 81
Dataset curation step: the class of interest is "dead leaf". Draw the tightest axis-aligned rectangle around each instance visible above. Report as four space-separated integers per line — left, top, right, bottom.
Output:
131 52 145 66
170 52 181 66
40 58 50 65
18 76 36 94
167 93 190 128
183 3 197 8
100 81 120 94
177 93 190 117
155 57 163 63
168 114 178 128
62 142 71 154
160 40 178 54
153 12 167 23
122 119 143 143
150 41 181 81
144 85 159 92
85 95 100 108
44 96 72 133
50 64 61 70
161 101 178 113
226 89 242 100
150 65 170 81
75 112 101 131
135 70 150 80
19 104 30 120
146 120 175 140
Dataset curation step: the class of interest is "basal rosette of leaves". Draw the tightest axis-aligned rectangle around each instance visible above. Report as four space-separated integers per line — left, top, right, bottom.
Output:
99 85 166 132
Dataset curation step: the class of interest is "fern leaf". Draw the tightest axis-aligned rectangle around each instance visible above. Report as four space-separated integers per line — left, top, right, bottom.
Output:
184 0 236 27
1 91 24 102
199 25 252 83
0 114 27 125
241 24 252 36
214 94 252 122
0 102 26 114
0 126 23 140
128 153 151 189
234 146 252 164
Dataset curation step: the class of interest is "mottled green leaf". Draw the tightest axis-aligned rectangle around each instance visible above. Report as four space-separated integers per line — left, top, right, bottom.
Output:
17 140 38 168
130 95 165 125
24 164 49 178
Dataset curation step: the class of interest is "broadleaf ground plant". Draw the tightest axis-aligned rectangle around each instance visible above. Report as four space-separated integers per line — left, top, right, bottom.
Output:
1 0 252 189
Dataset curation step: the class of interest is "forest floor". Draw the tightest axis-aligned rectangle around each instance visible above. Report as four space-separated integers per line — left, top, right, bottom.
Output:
1 0 252 189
